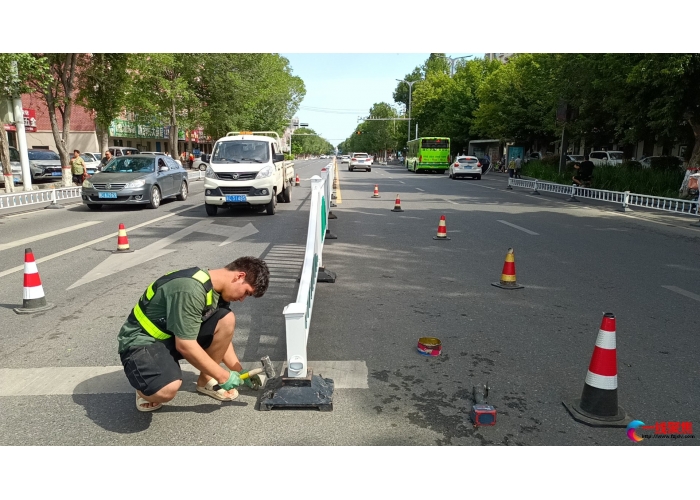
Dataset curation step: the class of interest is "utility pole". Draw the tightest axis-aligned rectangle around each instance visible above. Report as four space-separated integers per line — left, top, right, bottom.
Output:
437 55 473 77
11 61 32 191
396 79 420 143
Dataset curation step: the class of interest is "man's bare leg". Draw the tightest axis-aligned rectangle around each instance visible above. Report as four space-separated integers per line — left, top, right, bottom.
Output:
197 311 238 398
136 379 181 409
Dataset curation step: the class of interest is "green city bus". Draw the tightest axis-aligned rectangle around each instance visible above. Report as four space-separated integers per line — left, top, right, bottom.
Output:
405 137 451 173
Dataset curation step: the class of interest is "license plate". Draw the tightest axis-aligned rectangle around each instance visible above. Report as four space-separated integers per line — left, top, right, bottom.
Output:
358 160 364 163
51 171 62 176
225 195 247 202
98 192 118 199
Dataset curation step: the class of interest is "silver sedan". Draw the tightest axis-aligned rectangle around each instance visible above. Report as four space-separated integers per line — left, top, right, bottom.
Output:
81 155 189 210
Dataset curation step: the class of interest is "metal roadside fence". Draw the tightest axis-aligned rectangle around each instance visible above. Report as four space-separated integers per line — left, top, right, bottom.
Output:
0 187 82 211
508 178 698 217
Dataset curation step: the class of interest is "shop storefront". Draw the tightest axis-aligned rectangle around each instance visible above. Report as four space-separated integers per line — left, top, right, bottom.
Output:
109 118 170 153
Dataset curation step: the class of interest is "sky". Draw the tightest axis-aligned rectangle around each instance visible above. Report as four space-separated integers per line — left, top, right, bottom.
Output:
280 54 483 147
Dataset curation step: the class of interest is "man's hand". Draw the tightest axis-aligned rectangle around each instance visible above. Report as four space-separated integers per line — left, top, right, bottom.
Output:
219 370 243 391
239 370 255 389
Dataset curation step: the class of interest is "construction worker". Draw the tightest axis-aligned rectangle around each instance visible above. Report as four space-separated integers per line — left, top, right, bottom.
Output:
117 256 270 412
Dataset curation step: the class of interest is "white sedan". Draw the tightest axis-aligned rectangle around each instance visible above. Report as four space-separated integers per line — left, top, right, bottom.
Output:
340 155 350 163
449 156 482 180
82 152 102 174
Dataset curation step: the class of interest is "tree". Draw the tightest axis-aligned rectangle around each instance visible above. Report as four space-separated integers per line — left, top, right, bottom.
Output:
77 54 131 154
0 54 50 192
25 53 86 187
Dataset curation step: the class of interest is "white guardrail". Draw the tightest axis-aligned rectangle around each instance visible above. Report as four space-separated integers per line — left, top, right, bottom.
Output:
508 178 698 216
0 186 82 211
282 162 335 378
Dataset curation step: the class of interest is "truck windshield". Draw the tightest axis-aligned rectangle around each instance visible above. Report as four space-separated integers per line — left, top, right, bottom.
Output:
212 140 270 163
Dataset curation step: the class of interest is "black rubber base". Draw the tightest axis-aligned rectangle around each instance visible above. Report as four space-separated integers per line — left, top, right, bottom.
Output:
562 399 632 428
328 212 337 219
14 302 56 314
325 230 337 240
567 197 580 202
391 207 404 212
112 249 135 253
433 236 451 240
44 203 65 209
530 190 541 195
259 371 334 411
506 186 513 190
317 267 336 283
491 282 524 290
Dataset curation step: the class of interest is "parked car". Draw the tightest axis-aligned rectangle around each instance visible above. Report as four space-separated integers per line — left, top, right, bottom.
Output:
348 153 371 172
7 146 23 184
192 153 209 171
80 152 101 174
108 147 141 157
638 156 683 170
26 149 63 182
449 156 482 180
589 151 624 166
81 154 188 210
566 154 585 163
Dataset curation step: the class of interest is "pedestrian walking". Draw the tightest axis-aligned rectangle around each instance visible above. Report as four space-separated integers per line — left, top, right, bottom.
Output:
70 149 87 186
117 256 270 412
188 152 194 169
508 157 516 179
515 155 522 179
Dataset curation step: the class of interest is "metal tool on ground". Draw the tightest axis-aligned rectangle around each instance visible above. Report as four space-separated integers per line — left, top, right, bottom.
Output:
295 174 300 186
14 248 56 314
470 382 497 426
372 185 380 198
492 248 523 289
416 337 442 356
433 215 450 240
563 312 632 427
114 223 134 253
391 194 404 212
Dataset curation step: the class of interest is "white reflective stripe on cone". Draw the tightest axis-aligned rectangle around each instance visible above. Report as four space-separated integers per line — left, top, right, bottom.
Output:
23 262 39 274
585 371 618 390
594 329 616 349
23 285 46 300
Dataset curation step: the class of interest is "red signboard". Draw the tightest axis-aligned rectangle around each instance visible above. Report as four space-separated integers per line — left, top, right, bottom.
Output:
3 109 37 132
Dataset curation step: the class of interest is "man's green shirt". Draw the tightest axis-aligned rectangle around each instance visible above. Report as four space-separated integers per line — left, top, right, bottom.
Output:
117 270 220 354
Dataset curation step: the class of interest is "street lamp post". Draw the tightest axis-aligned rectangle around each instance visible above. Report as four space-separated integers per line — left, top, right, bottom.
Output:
396 79 419 142
438 55 473 77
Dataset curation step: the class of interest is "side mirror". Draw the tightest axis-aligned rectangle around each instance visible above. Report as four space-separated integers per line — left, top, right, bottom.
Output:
159 166 169 172
275 153 285 162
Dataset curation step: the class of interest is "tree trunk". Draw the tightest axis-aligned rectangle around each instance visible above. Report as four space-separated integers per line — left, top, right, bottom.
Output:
0 123 16 193
95 121 109 153
169 102 178 159
688 115 700 169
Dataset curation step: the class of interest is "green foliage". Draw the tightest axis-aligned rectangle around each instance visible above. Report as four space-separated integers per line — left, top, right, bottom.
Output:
0 54 50 98
292 127 333 155
523 160 684 198
77 54 131 130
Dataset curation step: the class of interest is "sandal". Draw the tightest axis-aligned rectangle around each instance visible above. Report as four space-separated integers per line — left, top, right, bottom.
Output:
136 393 163 412
196 378 239 401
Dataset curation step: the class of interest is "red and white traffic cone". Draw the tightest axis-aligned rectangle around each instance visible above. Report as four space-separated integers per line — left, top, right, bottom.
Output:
491 248 524 289
114 223 134 253
433 215 450 240
563 312 632 427
14 248 56 314
391 194 404 212
372 185 380 198
295 174 300 186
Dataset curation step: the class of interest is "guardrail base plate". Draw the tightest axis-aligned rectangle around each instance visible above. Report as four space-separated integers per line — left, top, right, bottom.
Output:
258 370 334 412
317 267 336 283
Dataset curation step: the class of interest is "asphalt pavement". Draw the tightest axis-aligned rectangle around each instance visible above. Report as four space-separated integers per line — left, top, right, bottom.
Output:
0 159 697 445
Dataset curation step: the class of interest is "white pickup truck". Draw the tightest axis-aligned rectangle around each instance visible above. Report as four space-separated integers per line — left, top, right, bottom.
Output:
204 131 295 216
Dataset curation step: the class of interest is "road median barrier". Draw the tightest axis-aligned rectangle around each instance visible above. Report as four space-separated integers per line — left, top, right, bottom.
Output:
1 186 81 213
259 163 336 411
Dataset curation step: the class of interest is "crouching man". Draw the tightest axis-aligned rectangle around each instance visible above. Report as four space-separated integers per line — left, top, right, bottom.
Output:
117 256 270 412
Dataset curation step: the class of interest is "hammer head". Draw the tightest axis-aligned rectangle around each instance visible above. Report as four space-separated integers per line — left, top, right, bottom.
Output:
260 355 276 379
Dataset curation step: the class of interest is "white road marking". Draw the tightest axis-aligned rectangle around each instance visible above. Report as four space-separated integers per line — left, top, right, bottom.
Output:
347 210 387 217
67 221 257 289
0 221 103 252
0 360 369 395
398 181 405 184
415 188 425 192
662 286 700 302
0 206 196 279
400 216 423 220
442 198 459 205
497 220 540 235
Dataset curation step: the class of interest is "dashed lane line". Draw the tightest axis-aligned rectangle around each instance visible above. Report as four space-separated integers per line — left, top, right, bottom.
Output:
497 220 540 235
662 286 700 302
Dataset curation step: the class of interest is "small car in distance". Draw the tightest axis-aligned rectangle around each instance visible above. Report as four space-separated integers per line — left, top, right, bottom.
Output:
341 155 350 163
449 156 482 180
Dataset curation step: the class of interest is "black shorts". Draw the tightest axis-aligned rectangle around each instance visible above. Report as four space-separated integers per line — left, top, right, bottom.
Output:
120 308 231 396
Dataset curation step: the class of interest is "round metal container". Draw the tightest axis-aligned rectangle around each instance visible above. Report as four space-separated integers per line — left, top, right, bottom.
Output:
417 337 442 356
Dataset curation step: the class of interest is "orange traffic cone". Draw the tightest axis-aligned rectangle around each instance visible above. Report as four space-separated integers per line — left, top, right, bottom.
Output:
391 194 404 212
491 248 524 289
563 313 632 427
14 248 56 314
114 223 134 253
295 174 300 186
372 185 380 198
433 215 450 240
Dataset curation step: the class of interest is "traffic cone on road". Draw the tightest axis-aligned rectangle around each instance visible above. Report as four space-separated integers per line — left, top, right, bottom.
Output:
14 248 56 314
563 313 632 427
433 215 450 240
295 174 300 186
114 223 134 253
372 185 380 198
391 194 404 212
491 248 524 289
